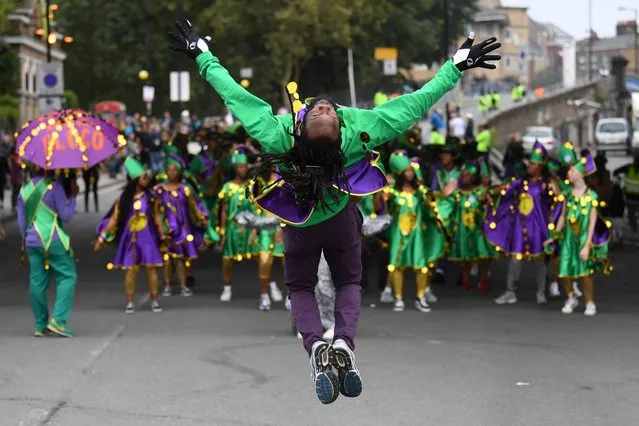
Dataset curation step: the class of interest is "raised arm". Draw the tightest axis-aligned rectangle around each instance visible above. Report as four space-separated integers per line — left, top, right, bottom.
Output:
196 52 291 153
342 61 461 149
343 33 500 149
168 19 290 154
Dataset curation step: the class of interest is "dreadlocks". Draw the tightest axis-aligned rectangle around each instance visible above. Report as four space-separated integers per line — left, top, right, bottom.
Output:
252 97 350 211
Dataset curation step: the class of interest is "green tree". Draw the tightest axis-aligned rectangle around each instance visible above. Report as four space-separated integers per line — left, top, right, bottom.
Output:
0 0 19 34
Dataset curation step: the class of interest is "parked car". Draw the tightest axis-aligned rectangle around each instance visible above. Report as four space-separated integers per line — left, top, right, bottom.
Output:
522 126 558 154
595 118 630 154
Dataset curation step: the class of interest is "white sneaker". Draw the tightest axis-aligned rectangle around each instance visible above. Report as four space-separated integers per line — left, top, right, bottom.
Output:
322 327 334 341
380 287 393 303
536 292 548 305
584 302 597 316
393 299 405 312
220 286 232 302
561 297 579 314
470 264 479 276
297 332 303 340
269 281 283 302
414 297 431 313
162 287 172 297
285 297 292 312
180 286 193 297
572 282 583 298
259 293 271 311
549 281 560 297
494 291 517 305
151 300 163 313
125 302 135 314
426 287 438 303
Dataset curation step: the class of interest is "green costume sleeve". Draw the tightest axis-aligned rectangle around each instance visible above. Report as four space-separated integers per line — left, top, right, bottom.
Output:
340 61 461 152
196 52 291 154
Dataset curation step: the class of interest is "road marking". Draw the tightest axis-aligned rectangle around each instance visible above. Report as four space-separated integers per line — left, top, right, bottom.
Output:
85 324 126 367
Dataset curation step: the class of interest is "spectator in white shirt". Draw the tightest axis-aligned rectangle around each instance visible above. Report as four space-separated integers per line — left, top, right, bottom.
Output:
449 113 466 139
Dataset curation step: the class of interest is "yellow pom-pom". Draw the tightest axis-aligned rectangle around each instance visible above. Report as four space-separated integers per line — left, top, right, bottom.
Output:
605 220 612 228
421 267 428 274
186 234 194 242
106 262 114 270
133 200 142 211
600 201 607 208
387 264 396 272
489 222 497 230
515 253 523 260
557 194 565 202
163 254 169 261
548 223 555 231
185 261 191 267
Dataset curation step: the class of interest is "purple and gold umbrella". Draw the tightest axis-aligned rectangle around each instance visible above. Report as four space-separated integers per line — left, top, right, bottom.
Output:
15 109 126 170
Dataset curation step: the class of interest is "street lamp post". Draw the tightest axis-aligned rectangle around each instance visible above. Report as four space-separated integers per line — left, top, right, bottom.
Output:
618 7 638 76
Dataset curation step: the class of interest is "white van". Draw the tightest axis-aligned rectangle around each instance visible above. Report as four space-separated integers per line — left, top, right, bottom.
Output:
595 118 630 153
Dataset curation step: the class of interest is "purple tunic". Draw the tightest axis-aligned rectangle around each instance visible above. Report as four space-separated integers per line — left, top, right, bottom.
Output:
17 178 77 247
154 183 208 260
483 178 555 258
97 192 164 269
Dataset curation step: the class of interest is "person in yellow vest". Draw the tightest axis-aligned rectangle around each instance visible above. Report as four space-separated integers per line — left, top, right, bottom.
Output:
491 90 501 110
475 124 492 157
479 90 488 114
17 168 79 337
373 88 389 106
613 150 639 234
430 128 445 146
512 83 525 103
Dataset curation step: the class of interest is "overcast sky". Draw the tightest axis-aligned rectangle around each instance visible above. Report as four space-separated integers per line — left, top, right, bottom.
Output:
502 0 639 40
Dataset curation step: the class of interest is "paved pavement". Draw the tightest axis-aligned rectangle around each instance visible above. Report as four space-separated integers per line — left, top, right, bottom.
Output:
1 182 639 426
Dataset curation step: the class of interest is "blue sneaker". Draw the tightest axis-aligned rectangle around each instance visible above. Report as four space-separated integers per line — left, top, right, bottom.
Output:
332 339 363 398
310 341 339 404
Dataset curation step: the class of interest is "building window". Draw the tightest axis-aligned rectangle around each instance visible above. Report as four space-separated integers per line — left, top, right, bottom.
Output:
578 55 586 64
505 55 512 69
504 29 512 41
591 55 597 63
25 72 29 92
33 75 37 93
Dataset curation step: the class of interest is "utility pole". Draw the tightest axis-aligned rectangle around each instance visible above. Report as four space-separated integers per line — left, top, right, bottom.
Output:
443 0 451 137
588 0 593 81
45 0 51 63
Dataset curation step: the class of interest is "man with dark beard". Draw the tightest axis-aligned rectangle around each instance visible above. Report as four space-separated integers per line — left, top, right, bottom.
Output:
169 19 500 405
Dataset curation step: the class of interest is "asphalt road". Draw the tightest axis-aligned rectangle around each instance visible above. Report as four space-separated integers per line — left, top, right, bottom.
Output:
1 183 638 426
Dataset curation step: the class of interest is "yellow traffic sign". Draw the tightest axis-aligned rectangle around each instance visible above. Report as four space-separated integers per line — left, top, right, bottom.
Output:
374 47 398 61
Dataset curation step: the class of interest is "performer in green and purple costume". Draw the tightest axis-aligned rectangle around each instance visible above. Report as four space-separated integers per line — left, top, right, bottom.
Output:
169 19 500 404
18 168 78 337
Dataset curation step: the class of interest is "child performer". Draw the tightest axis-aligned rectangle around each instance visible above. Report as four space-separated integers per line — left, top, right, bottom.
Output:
437 161 496 293
217 150 258 302
169 19 500 404
485 141 560 305
95 157 165 314
546 149 612 316
155 154 209 297
249 167 285 311
384 151 451 312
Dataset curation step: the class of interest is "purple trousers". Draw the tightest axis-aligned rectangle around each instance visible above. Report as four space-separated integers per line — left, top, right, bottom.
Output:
284 202 363 354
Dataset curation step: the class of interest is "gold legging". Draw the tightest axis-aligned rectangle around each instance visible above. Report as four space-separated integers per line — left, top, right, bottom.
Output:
164 257 187 287
562 275 594 304
124 266 159 297
391 268 430 300
223 254 280 293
